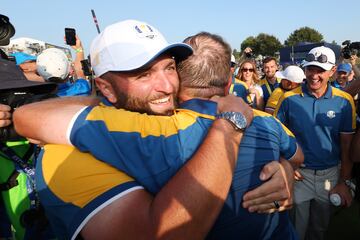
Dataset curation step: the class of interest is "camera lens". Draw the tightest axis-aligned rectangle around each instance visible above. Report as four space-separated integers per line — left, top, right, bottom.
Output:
0 14 15 46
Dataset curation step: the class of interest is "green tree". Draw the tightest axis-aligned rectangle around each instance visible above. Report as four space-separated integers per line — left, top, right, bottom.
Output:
240 34 282 56
232 49 240 60
285 27 323 46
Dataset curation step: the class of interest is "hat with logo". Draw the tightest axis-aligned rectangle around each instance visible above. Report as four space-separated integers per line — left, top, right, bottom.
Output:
90 19 193 77
10 52 37 65
336 63 352 74
36 48 70 81
302 46 336 71
0 58 57 93
275 65 305 83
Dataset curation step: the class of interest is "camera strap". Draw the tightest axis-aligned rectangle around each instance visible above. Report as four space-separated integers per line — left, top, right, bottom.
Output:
0 169 19 191
0 142 39 209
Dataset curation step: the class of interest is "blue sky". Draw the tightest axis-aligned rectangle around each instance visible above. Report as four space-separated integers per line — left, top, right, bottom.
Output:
2 0 359 55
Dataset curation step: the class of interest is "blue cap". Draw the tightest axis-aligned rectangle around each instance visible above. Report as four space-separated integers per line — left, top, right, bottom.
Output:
10 52 37 65
337 63 352 74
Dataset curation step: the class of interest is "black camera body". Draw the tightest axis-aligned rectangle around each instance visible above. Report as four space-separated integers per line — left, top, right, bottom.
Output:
0 14 15 46
0 90 56 142
245 52 254 58
341 40 360 59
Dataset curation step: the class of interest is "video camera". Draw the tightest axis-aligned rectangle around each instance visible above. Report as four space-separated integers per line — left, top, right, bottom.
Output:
341 40 360 59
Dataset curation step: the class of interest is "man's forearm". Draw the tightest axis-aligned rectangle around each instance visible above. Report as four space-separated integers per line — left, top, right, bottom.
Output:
13 96 100 143
340 134 353 181
150 119 242 239
288 144 304 169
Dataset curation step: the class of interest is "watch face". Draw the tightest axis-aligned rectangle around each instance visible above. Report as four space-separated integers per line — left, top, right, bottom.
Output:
232 112 247 130
216 112 247 131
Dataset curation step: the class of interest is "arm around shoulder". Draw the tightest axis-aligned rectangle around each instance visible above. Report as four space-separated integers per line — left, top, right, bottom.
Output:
13 96 100 144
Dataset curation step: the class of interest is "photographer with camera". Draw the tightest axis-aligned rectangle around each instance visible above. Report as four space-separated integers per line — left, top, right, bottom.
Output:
0 14 58 239
0 58 57 240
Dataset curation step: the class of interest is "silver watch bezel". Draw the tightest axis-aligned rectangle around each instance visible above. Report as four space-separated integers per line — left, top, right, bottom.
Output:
216 111 247 131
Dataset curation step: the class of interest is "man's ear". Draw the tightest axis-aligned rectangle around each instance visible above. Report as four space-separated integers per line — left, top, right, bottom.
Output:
95 77 117 104
329 66 337 78
224 74 232 96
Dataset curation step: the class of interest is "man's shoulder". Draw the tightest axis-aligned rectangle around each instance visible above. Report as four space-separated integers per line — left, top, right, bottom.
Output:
248 110 295 138
42 144 138 198
258 78 268 86
252 110 279 128
331 86 354 104
281 86 302 100
40 144 141 239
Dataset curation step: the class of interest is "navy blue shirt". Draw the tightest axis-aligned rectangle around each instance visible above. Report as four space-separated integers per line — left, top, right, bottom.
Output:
275 83 356 169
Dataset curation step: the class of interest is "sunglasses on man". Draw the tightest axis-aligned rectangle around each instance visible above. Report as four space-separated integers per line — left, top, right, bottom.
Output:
305 53 335 65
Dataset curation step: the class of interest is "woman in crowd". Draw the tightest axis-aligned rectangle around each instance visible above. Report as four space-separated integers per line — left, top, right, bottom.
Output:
235 60 264 110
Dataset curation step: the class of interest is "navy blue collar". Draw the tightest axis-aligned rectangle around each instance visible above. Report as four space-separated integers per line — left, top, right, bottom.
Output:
178 98 217 116
301 82 332 99
100 97 113 106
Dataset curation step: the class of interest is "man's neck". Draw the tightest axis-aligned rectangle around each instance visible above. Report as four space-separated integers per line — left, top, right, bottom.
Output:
336 79 347 88
266 76 276 85
307 84 328 99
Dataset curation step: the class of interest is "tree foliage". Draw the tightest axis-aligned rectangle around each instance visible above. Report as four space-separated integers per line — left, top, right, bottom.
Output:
240 34 282 56
285 27 323 46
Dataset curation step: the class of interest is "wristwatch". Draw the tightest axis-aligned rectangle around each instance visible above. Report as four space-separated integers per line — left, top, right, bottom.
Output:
215 112 247 131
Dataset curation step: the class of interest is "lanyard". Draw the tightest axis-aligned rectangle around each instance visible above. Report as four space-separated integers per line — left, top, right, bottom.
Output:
264 78 281 96
0 142 39 209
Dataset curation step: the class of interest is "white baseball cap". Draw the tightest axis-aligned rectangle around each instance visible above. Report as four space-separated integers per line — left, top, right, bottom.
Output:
90 19 193 77
36 48 70 81
302 46 336 71
231 54 236 64
275 65 305 83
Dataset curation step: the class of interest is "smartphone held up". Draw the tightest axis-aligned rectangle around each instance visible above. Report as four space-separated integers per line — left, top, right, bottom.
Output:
65 28 76 46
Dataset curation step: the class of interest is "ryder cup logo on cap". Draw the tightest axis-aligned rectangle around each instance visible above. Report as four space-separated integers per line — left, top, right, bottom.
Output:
134 24 157 39
90 19 193 77
302 46 336 71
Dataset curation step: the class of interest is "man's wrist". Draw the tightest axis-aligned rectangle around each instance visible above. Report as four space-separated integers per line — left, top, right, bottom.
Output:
75 48 83 53
213 119 243 142
215 112 247 131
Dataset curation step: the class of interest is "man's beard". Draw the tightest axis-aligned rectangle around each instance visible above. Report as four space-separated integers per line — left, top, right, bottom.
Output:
111 84 178 116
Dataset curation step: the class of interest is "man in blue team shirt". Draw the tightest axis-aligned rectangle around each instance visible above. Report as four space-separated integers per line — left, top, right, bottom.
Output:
14 20 296 238
331 63 352 90
274 46 356 240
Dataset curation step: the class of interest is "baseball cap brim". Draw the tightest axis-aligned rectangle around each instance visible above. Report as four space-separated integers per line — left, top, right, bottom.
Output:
302 61 334 71
0 78 57 94
275 71 286 79
126 43 193 72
